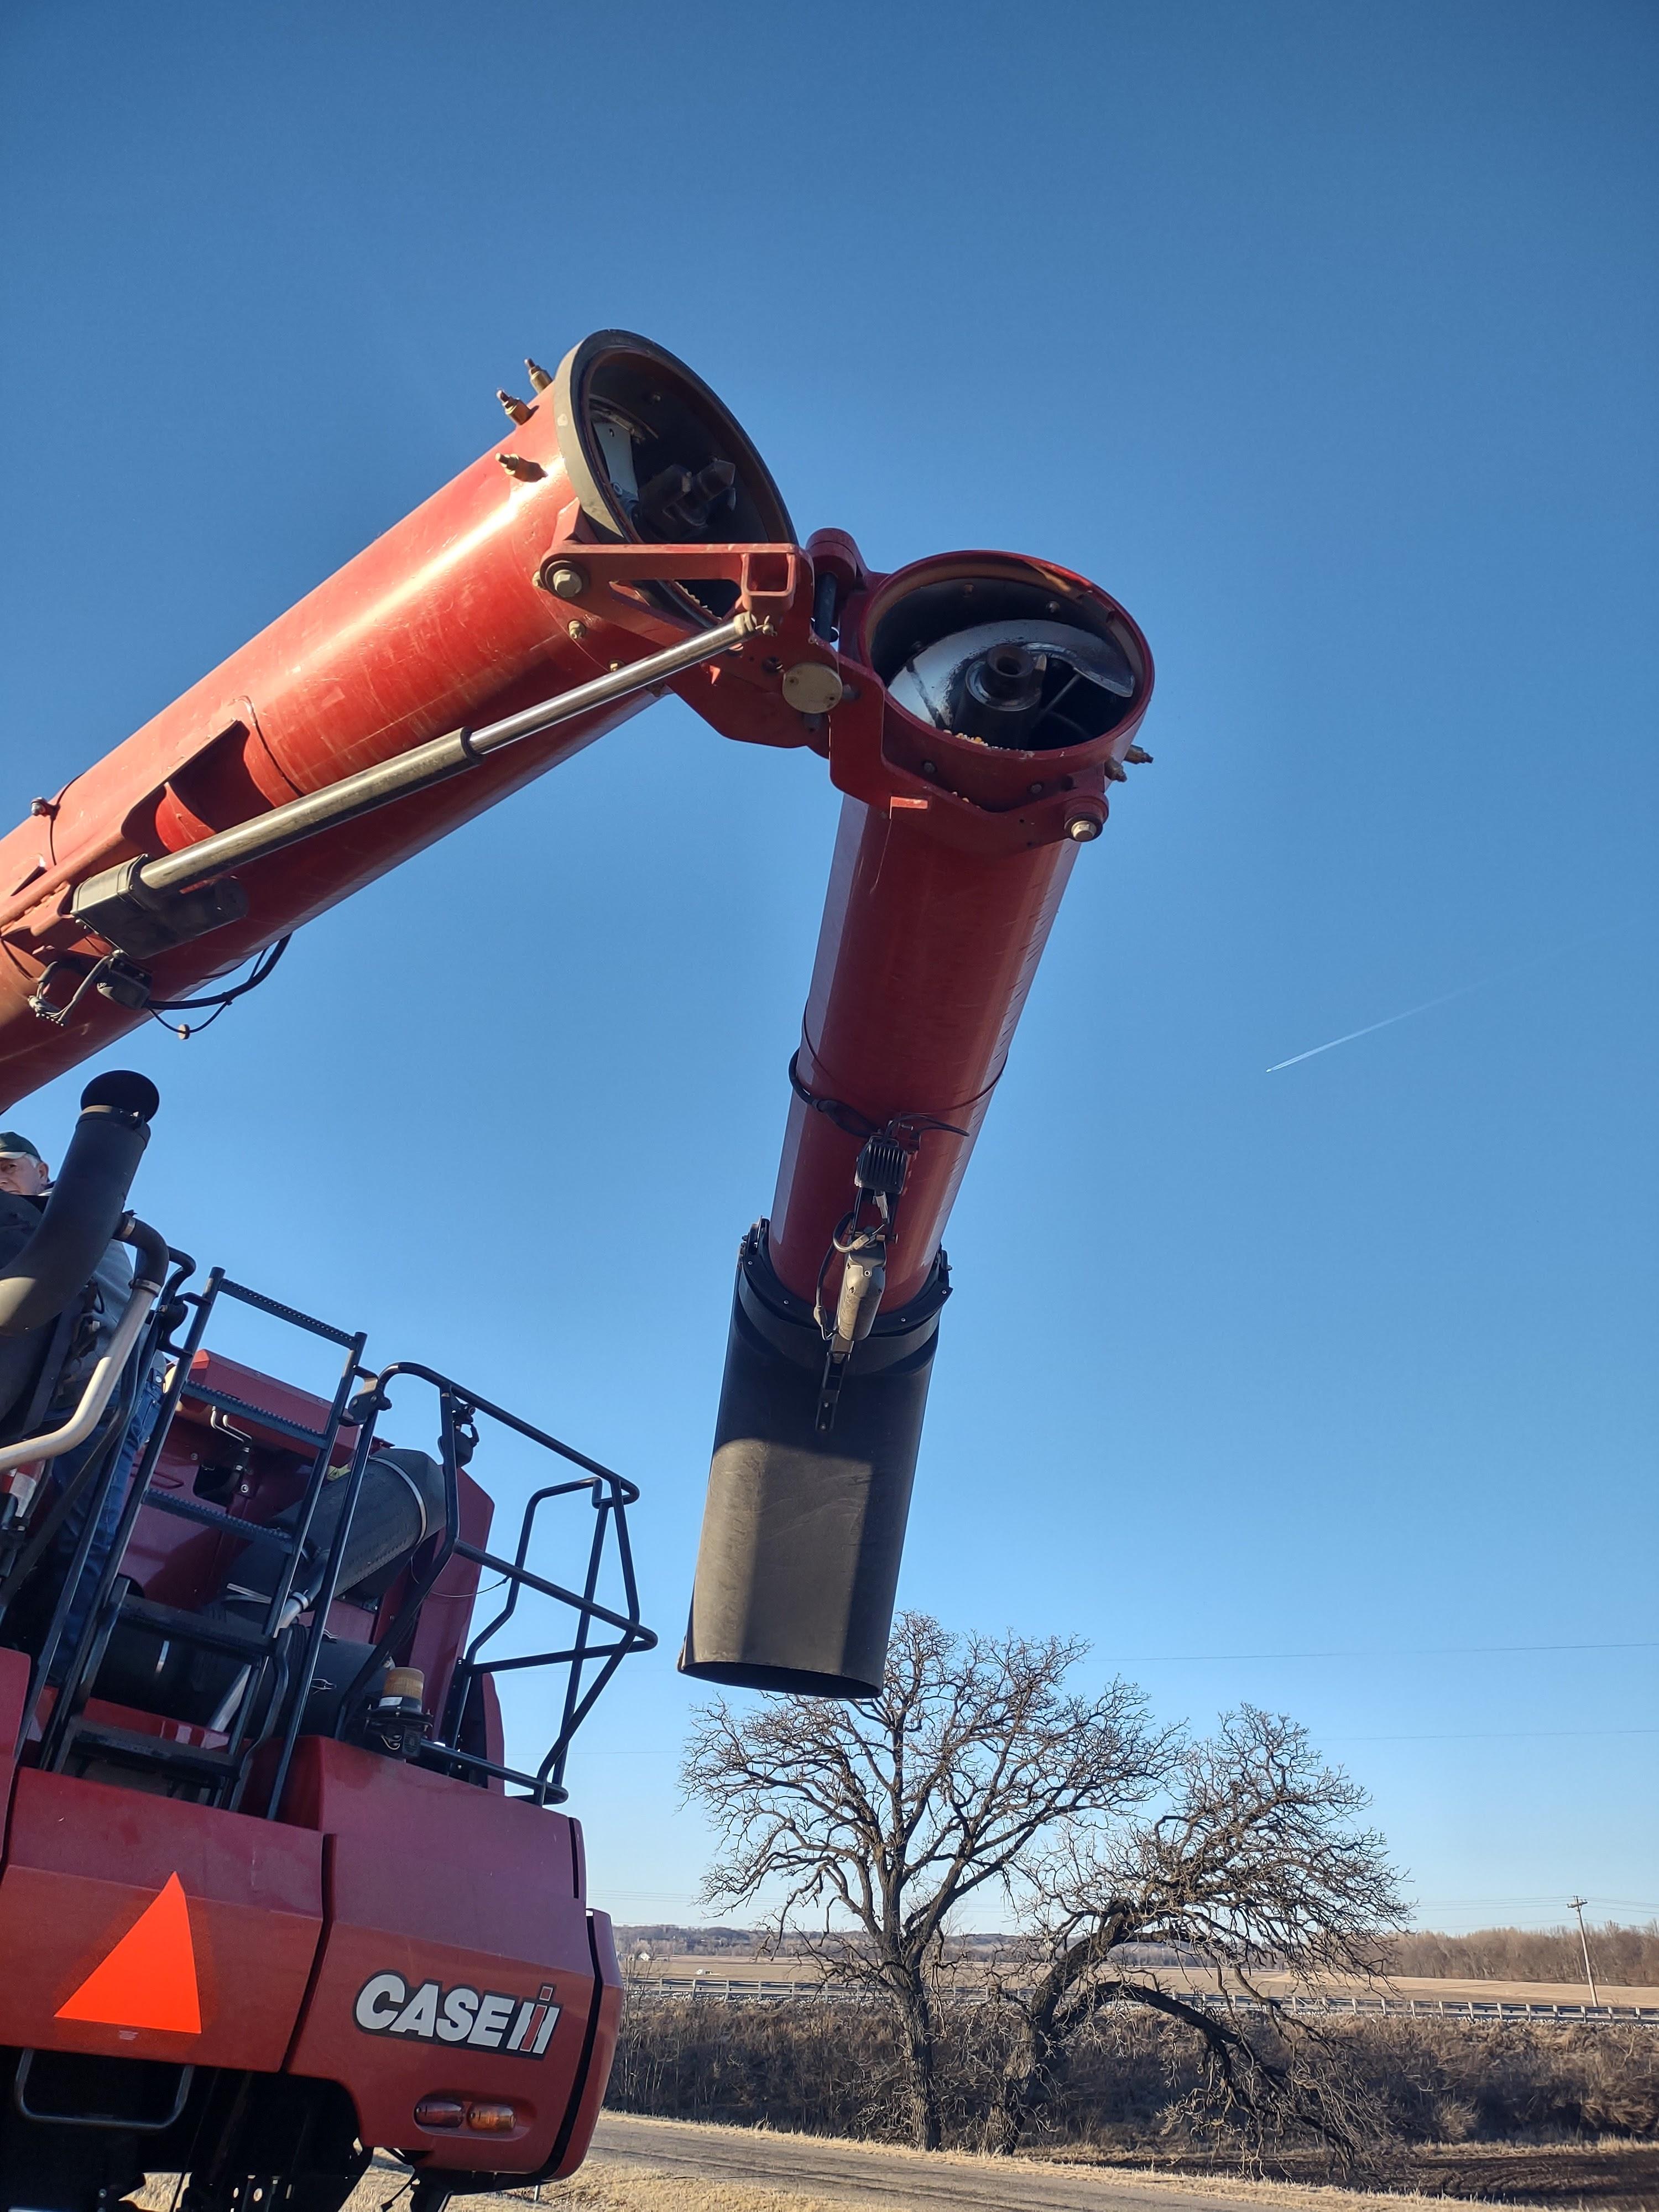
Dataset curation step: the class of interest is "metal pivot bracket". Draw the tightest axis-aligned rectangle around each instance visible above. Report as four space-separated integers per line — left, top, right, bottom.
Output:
822 677 1114 857
533 541 811 640
531 538 841 750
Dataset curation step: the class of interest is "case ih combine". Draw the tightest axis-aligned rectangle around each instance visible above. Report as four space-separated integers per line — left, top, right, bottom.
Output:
0 332 1153 2212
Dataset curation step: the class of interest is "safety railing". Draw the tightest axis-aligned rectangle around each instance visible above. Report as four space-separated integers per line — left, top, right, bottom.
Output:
309 1361 657 1811
622 1976 1659 2026
2 1257 653 1816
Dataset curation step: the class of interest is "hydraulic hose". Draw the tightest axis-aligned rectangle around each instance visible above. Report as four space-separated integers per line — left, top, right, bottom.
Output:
0 1073 159 1337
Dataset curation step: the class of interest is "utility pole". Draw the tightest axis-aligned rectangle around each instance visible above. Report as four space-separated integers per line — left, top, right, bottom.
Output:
1568 1897 1600 2006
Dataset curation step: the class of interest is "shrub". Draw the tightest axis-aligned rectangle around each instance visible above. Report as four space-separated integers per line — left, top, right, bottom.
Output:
607 1995 1659 2153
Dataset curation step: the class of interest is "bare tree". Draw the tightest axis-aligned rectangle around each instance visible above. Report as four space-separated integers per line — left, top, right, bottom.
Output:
987 1705 1407 2166
681 1612 1168 2150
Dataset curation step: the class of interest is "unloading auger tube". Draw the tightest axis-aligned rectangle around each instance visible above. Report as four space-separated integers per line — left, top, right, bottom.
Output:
0 327 1156 1699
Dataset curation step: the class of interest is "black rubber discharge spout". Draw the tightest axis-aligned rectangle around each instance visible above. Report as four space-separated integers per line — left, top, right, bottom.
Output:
680 1223 949 1697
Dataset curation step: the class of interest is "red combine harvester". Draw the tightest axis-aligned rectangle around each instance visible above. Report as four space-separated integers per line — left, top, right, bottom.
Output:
0 333 1153 2211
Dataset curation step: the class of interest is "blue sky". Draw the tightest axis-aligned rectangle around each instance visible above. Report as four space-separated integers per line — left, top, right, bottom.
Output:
2 2 1654 1942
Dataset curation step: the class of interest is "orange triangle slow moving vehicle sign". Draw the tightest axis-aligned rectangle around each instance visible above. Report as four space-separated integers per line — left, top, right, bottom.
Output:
55 1872 201 2034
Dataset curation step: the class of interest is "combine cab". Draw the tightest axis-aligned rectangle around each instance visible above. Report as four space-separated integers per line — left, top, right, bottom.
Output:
0 1093 652 2212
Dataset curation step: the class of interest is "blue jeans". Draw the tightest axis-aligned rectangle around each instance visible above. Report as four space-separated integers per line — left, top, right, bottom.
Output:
49 1358 165 1681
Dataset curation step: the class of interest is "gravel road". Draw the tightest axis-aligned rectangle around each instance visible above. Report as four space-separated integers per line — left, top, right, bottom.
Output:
587 2114 1282 2212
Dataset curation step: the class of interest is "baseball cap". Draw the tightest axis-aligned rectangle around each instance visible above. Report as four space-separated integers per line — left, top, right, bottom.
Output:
0 1133 42 1161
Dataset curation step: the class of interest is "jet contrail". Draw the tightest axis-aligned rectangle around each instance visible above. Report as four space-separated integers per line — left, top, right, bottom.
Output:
1266 984 1483 1072
1266 922 1631 1074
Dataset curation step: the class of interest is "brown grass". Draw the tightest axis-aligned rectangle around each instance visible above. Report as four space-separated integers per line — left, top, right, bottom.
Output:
608 1996 1659 2153
131 2125 1659 2212
138 2169 886 2212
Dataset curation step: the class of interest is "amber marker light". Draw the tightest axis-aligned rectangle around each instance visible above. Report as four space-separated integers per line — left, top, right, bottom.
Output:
465 2104 518 2134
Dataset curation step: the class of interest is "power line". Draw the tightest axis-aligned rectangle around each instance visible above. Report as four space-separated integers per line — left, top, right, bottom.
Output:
1410 1897 1659 1911
1332 1725 1659 1744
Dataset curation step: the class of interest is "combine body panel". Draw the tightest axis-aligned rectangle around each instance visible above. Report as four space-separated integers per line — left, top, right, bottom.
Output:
0 1747 620 2181
0 1244 646 2211
0 330 1155 2208
281 1741 617 2178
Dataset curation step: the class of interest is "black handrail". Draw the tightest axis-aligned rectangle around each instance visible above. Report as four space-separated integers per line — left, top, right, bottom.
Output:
30 1250 201 1770
326 1362 655 1807
36 1261 372 1803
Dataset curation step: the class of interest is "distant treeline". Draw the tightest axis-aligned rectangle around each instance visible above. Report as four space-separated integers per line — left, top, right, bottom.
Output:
614 1926 761 1956
1389 1926 1659 1988
608 1995 1659 2159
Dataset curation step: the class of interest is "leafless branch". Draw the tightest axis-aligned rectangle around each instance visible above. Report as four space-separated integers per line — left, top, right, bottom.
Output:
682 1612 1169 2148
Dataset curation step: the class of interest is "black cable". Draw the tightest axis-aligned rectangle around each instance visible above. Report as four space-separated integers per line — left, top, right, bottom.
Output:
148 932 290 1010
145 934 292 1039
27 956 117 1029
789 1050 882 1139
786 1051 969 1145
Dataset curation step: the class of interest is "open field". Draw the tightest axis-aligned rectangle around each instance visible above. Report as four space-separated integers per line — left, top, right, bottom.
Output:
608 1984 1659 2165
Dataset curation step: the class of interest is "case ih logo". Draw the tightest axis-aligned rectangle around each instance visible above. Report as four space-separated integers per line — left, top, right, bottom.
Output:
354 1973 561 2057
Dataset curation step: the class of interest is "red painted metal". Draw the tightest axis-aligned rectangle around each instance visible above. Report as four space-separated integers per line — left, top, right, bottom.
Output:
0 374 1149 1340
0 1647 29 1813
278 1736 614 2174
0 1768 324 2070
0 1750 613 2173
0 452 813 1109
768 550 1152 1306
0 1390 607 2168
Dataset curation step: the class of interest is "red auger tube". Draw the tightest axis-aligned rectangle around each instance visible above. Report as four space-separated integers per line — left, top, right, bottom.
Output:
682 549 1152 1695
0 332 795 1110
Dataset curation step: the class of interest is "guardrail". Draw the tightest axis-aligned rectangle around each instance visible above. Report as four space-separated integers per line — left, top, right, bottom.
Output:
624 1975 1659 2027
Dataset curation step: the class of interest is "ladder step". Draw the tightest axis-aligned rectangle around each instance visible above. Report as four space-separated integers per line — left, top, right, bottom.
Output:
181 1384 328 1449
216 1278 362 1348
67 1721 242 1780
118 1593 273 1660
140 1492 298 1548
